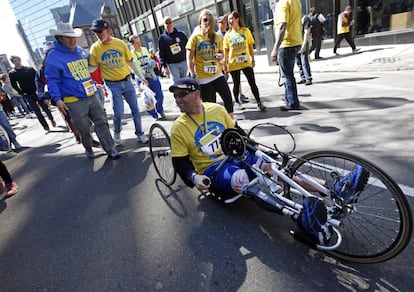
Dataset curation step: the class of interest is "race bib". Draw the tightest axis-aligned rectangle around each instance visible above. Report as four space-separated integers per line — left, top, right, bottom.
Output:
199 129 222 156
203 61 217 74
82 80 97 96
170 43 181 55
235 53 248 63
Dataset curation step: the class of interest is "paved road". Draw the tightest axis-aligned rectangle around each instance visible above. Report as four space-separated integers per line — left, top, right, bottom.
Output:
1 69 413 291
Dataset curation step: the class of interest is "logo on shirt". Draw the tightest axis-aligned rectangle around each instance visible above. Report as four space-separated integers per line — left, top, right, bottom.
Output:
100 49 125 69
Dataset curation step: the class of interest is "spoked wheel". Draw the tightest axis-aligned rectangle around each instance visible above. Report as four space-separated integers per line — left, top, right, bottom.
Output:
149 123 176 186
289 150 412 264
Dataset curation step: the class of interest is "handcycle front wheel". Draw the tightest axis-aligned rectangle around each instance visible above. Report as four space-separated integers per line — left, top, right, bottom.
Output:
149 123 176 186
289 150 413 264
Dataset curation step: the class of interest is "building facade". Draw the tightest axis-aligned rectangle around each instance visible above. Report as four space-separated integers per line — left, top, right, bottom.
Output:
8 0 118 67
114 0 413 52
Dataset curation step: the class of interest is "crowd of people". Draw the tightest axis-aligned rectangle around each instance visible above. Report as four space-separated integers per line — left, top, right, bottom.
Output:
0 3 361 211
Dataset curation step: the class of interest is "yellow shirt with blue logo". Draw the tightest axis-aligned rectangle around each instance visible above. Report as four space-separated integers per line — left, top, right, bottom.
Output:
223 27 255 72
89 37 133 81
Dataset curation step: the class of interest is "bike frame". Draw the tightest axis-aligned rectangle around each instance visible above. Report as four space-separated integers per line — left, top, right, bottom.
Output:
226 145 342 250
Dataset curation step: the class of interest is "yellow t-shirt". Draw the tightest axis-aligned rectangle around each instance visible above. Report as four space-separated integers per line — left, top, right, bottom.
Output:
171 102 236 174
186 32 224 80
89 37 133 81
223 27 254 71
274 0 302 48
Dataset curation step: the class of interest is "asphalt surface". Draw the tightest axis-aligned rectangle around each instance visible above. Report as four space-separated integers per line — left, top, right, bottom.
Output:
1 43 414 291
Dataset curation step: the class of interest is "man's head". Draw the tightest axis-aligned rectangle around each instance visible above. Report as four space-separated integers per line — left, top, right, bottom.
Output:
344 5 352 13
128 35 141 48
1 74 9 82
169 77 201 113
163 16 174 33
216 15 227 33
309 7 316 15
91 19 111 42
49 22 82 50
9 55 22 68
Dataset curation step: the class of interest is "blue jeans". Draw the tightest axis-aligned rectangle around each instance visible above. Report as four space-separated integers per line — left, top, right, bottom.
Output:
105 79 144 136
279 46 300 108
0 110 17 145
296 51 312 81
168 60 188 83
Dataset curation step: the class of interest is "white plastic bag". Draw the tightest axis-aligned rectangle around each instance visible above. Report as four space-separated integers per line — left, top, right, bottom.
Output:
139 83 156 110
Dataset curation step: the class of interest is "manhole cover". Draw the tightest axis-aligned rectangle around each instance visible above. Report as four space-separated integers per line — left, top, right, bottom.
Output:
372 57 401 63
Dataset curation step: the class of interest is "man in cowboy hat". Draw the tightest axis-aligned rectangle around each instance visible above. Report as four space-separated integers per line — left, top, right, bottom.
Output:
45 22 120 159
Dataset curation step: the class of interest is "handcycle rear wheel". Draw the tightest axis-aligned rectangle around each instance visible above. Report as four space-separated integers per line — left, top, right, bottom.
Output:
149 123 176 186
289 150 413 264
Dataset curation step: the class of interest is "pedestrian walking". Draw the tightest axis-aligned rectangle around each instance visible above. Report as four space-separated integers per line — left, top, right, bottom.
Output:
45 22 119 159
296 14 313 85
89 19 148 146
8 56 57 133
333 5 360 55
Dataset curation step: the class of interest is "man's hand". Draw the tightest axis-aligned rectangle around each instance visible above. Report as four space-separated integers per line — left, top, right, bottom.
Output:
193 174 210 191
56 100 68 116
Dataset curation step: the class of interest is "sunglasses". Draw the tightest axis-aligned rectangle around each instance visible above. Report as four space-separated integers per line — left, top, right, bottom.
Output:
202 18 211 23
165 21 172 25
174 90 192 99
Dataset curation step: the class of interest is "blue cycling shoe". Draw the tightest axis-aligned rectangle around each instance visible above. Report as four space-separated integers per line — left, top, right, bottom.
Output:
333 165 370 203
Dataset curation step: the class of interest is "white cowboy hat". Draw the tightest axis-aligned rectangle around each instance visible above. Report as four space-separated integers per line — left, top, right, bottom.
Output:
49 23 82 37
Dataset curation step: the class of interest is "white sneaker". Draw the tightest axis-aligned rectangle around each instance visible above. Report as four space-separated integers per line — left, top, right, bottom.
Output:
114 132 121 145
138 134 148 144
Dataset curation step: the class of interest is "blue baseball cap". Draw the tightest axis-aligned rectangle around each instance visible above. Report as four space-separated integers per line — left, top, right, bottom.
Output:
91 19 109 32
169 77 200 92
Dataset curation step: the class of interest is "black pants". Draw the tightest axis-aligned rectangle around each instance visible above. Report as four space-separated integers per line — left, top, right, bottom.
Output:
200 76 234 114
230 67 261 104
309 35 322 58
24 94 54 130
0 161 12 185
333 32 356 53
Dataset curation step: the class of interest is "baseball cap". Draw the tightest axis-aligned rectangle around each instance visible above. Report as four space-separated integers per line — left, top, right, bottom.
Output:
91 19 109 32
169 77 200 92
217 15 227 23
345 5 352 10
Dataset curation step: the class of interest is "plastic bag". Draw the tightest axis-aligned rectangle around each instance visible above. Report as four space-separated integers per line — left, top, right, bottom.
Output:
139 83 158 119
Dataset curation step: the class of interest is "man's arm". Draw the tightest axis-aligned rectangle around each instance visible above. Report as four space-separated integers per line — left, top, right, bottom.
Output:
127 60 146 82
271 22 287 62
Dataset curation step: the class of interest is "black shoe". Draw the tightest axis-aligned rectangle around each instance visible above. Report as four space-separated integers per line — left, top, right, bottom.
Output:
315 56 323 59
297 79 306 84
280 105 301 111
305 80 312 86
257 102 266 112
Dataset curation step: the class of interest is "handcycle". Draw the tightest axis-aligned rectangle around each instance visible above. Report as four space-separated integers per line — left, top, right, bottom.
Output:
149 122 413 264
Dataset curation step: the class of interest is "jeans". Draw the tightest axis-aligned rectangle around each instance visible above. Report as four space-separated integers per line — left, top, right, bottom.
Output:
11 96 30 115
0 110 17 145
278 46 300 108
168 60 188 83
105 79 144 137
296 51 312 81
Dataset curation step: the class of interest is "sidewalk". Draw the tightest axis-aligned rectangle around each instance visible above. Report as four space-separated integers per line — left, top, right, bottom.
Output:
254 43 414 73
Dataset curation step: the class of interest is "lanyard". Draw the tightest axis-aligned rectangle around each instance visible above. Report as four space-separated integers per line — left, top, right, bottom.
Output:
186 105 206 135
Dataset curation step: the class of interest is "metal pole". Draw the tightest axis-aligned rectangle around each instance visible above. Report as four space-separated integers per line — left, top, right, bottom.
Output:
149 0 160 38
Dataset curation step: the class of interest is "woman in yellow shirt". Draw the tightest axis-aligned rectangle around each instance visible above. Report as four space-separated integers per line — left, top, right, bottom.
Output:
186 9 234 119
223 11 266 111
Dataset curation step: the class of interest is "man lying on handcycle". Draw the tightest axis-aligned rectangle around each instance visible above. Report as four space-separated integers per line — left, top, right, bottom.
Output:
169 77 369 245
